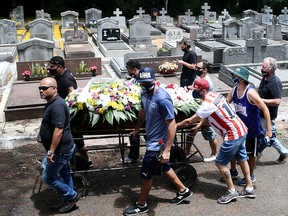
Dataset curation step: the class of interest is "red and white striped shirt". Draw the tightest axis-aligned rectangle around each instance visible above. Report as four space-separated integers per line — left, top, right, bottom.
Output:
196 92 247 141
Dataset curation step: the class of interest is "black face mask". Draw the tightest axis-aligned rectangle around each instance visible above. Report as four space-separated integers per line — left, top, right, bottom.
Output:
181 48 187 52
196 70 203 76
192 90 202 99
141 83 155 93
261 69 269 77
49 68 58 76
129 73 136 78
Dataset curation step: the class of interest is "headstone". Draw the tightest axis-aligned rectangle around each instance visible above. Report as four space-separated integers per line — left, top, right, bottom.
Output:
0 19 17 44
128 16 151 45
262 6 273 24
63 18 88 43
196 24 213 40
201 2 211 19
279 7 288 24
222 18 243 39
246 30 267 63
85 8 102 27
17 38 54 61
241 17 260 39
0 61 10 87
9 6 25 29
64 43 95 59
96 18 119 43
218 9 231 24
208 11 217 22
266 16 282 41
178 9 196 26
156 8 174 26
111 8 126 31
35 9 51 20
29 18 53 40
165 29 183 42
136 7 145 16
242 9 262 24
0 46 17 62
61 10 79 29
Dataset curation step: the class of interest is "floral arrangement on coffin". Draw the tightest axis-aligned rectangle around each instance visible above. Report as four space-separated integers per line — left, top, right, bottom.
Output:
66 80 199 127
67 79 142 126
158 61 178 74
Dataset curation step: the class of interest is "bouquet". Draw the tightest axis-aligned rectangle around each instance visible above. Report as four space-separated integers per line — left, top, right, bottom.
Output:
158 61 178 74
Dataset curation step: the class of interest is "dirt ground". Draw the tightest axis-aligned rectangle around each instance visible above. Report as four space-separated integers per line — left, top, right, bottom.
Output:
1 123 288 216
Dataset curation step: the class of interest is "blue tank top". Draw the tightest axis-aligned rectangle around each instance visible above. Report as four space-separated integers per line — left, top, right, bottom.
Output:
232 85 261 138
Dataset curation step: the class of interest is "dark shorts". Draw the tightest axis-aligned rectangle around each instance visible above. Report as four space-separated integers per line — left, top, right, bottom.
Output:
180 78 195 88
140 151 171 179
246 136 259 157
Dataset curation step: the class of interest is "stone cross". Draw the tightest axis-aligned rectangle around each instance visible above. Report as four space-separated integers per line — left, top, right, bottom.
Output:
136 7 145 16
160 8 167 16
264 6 273 15
246 30 268 63
201 2 211 18
73 17 79 38
282 7 288 20
185 9 193 17
221 9 229 17
0 24 4 44
113 8 122 17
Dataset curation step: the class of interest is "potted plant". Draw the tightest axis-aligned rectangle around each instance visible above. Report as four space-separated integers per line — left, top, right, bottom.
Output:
22 70 31 81
158 61 178 74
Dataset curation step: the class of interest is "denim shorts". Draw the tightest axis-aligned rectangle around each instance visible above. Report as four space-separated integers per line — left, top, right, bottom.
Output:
140 151 170 179
187 125 216 141
215 135 248 166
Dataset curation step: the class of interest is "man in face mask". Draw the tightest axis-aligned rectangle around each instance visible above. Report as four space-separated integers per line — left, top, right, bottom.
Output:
124 67 192 215
177 39 198 88
177 78 256 204
258 57 288 164
126 59 141 84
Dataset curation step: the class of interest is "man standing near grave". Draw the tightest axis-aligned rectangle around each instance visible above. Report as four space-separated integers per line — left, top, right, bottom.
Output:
124 59 142 163
258 57 288 164
39 77 81 213
48 56 91 166
177 78 256 204
177 39 198 88
123 67 192 215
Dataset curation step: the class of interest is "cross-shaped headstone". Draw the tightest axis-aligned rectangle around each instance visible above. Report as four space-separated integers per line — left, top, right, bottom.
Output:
73 17 79 37
185 9 193 17
201 2 211 18
282 7 288 20
221 9 229 17
246 30 268 63
113 8 122 17
160 8 167 16
264 6 273 15
136 7 145 16
39 9 45 18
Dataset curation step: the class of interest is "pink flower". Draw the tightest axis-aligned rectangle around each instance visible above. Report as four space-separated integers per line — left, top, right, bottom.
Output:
158 139 163 145
22 70 31 77
89 66 97 71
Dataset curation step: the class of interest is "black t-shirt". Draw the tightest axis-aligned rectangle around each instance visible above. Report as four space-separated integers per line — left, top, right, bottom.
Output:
181 49 198 80
55 69 77 99
258 74 282 120
40 96 74 154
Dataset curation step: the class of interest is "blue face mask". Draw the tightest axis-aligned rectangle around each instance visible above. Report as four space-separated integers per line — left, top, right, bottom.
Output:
232 77 240 86
192 90 202 99
141 83 155 93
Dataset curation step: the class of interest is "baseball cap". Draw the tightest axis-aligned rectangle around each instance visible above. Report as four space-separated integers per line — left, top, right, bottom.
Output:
193 78 210 91
232 67 249 82
137 67 155 83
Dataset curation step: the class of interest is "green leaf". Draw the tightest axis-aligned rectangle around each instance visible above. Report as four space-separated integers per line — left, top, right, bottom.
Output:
89 112 100 127
119 111 127 121
104 110 114 125
112 110 121 123
174 108 178 115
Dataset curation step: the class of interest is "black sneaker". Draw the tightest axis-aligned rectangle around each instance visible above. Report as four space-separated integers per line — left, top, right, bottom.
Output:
217 190 238 204
276 154 287 164
123 202 148 215
58 193 81 213
170 188 192 204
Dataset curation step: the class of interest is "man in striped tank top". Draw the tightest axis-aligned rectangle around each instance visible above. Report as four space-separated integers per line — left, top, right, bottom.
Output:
226 67 272 186
177 78 256 204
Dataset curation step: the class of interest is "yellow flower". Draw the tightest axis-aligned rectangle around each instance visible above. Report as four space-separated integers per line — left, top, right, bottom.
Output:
77 102 83 110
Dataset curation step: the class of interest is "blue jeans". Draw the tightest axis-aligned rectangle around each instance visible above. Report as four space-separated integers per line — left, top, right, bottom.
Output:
42 144 77 201
216 135 248 166
259 117 288 155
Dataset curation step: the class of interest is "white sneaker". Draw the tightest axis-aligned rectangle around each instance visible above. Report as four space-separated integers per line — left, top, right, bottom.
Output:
203 154 216 162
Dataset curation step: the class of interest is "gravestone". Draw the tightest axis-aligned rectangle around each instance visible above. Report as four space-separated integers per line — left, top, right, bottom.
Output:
266 16 282 41
64 43 95 59
195 23 213 40
0 61 10 87
241 17 260 39
111 8 126 32
63 17 87 43
201 2 211 19
222 18 243 39
127 16 151 45
29 18 53 40
218 9 231 24
9 6 25 29
0 19 17 44
17 38 54 61
35 9 51 20
61 10 79 29
85 8 102 27
178 9 196 26
262 6 273 25
0 46 17 62
156 8 174 26
242 9 262 24
279 7 288 24
96 18 119 43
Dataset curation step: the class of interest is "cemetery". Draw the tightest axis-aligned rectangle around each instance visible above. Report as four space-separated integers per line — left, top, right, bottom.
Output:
1 2 288 215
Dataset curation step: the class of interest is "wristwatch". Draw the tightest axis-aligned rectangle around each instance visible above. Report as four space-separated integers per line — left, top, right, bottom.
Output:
47 150 54 156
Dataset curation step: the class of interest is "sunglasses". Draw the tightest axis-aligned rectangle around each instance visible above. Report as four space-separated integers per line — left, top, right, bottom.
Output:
38 86 55 91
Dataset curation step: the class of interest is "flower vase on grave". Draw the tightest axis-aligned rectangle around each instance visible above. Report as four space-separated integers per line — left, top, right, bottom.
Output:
91 70 98 77
24 76 30 81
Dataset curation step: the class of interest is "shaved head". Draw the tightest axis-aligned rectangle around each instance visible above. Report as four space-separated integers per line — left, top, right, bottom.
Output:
40 77 57 87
